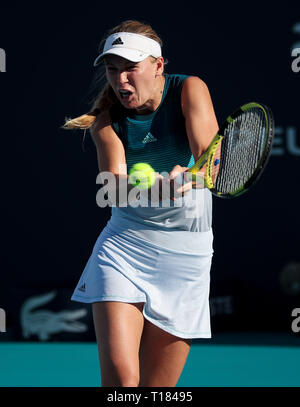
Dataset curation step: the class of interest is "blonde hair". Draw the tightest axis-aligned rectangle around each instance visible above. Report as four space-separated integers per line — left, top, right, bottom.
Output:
61 20 164 133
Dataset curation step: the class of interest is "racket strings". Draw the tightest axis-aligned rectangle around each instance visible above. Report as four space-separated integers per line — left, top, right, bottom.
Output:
215 108 267 194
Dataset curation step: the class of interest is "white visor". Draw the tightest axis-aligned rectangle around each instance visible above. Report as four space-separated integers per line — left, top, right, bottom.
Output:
93 32 162 66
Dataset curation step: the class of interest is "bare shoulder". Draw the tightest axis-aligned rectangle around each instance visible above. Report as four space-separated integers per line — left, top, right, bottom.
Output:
183 75 208 89
90 110 111 135
181 76 213 114
182 76 210 100
90 110 115 147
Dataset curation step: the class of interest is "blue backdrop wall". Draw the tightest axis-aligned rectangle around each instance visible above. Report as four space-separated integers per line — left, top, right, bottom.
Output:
1 1 299 342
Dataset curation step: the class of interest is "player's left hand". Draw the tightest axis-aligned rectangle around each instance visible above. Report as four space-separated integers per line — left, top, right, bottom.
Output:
169 165 206 200
169 165 193 200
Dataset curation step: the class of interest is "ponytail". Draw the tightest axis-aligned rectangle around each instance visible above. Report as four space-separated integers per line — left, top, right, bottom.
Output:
61 83 118 131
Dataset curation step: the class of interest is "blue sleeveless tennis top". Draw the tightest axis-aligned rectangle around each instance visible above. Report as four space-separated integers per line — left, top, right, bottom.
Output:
107 73 213 236
110 73 195 173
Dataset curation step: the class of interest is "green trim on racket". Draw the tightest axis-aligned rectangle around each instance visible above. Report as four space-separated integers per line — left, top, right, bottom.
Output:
187 102 274 198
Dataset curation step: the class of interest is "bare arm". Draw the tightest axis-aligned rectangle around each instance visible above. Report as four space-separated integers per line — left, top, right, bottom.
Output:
90 110 127 175
90 111 137 206
181 76 219 161
170 77 219 196
91 111 166 205
172 76 219 191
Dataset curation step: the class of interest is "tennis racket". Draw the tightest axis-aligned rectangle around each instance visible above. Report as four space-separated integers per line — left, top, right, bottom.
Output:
187 102 274 198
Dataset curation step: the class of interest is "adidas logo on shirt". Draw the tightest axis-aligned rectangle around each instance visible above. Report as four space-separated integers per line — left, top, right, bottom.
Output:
142 132 157 144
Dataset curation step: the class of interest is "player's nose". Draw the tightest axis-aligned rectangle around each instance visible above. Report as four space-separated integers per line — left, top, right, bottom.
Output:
118 70 128 84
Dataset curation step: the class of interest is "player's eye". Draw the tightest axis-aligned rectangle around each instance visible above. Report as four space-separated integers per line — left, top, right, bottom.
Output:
127 65 138 71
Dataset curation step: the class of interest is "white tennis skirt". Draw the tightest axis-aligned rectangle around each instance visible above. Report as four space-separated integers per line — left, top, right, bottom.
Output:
71 221 214 339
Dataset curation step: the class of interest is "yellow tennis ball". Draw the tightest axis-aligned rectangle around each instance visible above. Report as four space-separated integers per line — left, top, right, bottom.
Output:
129 163 156 190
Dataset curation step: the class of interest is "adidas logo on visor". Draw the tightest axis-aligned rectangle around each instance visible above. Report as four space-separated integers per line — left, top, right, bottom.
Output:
112 37 124 45
93 32 162 67
78 283 86 292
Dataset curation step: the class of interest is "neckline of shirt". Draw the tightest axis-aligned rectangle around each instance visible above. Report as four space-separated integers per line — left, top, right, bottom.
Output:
125 73 169 122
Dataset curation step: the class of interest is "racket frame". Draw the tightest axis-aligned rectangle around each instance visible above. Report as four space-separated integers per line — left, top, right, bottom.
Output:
187 102 274 198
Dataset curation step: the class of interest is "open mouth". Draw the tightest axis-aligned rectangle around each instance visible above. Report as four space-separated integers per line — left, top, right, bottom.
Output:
119 89 133 99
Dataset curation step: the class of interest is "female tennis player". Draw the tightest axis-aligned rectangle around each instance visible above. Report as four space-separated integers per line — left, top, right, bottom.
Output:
63 20 219 387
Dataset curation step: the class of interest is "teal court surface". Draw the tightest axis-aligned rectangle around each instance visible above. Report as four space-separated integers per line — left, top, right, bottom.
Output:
0 332 299 387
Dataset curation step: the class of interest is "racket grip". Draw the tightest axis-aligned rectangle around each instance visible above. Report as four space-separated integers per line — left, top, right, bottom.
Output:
175 171 195 184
